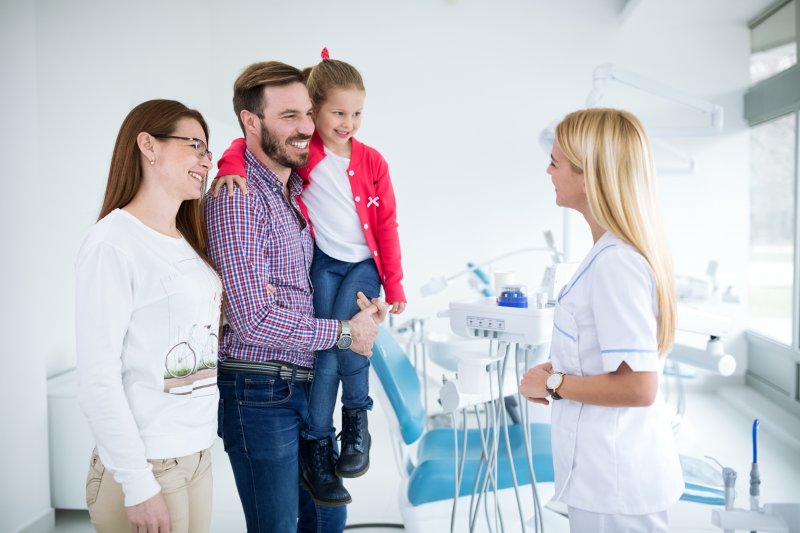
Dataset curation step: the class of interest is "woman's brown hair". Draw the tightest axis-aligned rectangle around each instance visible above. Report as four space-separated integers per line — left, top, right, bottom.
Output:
98 99 214 268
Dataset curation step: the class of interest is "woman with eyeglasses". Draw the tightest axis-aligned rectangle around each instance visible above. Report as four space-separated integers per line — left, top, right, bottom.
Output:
75 99 242 533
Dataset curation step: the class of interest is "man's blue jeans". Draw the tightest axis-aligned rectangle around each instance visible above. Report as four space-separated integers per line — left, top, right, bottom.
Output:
217 367 347 532
305 246 381 440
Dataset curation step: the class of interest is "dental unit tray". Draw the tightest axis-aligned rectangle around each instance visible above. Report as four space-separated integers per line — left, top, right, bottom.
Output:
449 297 554 346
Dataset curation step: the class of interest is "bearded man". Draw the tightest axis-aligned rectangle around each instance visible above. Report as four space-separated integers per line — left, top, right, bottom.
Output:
204 61 386 533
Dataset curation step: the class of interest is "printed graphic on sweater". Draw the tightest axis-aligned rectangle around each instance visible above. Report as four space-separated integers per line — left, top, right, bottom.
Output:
163 323 218 396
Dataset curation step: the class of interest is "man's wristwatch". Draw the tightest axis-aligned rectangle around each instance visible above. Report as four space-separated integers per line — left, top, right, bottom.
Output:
546 372 565 400
336 320 353 350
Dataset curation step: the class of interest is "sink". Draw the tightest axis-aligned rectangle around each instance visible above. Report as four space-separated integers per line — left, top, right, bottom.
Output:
425 331 492 372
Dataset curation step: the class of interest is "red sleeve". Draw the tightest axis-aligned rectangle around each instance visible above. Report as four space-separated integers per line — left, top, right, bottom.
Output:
373 155 406 303
215 137 247 179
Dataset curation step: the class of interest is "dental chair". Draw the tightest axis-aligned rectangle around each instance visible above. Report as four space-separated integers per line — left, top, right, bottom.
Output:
371 327 556 532
370 327 727 532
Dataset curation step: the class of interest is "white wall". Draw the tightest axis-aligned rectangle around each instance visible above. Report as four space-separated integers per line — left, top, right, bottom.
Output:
0 0 761 521
29 0 757 372
0 2 54 531
29 0 756 378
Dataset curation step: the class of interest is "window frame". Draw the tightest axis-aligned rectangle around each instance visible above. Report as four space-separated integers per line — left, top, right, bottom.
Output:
744 0 800 416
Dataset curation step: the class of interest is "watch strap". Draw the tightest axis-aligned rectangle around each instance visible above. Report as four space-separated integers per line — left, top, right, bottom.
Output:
336 320 352 349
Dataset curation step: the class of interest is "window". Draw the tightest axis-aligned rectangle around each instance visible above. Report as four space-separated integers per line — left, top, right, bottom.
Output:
751 42 797 84
750 0 797 84
745 0 800 414
748 113 796 345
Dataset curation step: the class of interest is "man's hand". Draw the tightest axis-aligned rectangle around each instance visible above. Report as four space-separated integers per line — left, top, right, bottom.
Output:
519 361 553 405
126 492 171 533
349 293 390 357
212 175 248 197
355 293 390 324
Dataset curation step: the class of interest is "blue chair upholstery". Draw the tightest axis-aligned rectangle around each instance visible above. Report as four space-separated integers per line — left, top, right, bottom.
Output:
372 327 722 508
678 455 726 506
409 424 555 505
372 328 554 506
372 328 426 445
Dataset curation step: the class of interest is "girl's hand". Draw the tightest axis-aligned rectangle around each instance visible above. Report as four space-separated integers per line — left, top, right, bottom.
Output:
213 174 248 197
389 302 406 315
519 361 553 404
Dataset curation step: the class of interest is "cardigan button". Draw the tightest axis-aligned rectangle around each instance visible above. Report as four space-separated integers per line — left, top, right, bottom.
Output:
355 196 361 202
348 170 355 176
373 250 378 256
363 223 369 229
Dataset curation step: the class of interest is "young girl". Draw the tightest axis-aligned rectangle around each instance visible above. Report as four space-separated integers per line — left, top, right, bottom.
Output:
215 49 406 506
519 108 684 532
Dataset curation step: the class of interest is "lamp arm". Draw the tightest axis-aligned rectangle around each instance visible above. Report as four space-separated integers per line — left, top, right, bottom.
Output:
589 64 724 136
444 247 556 282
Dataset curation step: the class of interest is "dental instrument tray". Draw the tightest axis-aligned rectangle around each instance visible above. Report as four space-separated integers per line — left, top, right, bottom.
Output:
449 297 554 346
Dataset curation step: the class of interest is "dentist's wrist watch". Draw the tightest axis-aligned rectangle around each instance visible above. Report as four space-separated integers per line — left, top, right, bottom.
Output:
336 320 353 350
546 372 565 400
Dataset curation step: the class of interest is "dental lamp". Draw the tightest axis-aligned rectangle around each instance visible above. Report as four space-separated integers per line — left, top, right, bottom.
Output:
670 303 736 376
539 64 724 174
587 64 724 137
419 231 563 297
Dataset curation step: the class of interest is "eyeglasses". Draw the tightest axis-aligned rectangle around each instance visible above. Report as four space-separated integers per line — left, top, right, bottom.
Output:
152 134 212 160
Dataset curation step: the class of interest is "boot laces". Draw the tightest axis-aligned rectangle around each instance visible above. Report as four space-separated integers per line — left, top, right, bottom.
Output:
337 411 362 448
312 439 335 473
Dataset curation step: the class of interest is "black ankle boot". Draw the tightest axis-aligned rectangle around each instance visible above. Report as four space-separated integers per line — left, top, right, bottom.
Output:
299 437 351 506
336 407 371 478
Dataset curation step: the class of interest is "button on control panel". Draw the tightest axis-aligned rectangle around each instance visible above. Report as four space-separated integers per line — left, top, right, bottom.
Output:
467 316 506 330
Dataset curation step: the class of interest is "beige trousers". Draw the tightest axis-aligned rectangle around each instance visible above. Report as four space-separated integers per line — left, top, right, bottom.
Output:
85 447 213 533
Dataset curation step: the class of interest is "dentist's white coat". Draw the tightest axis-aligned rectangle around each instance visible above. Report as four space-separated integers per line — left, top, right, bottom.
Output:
550 231 684 516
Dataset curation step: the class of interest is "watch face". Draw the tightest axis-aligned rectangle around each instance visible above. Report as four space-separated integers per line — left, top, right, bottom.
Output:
337 335 353 350
546 373 561 390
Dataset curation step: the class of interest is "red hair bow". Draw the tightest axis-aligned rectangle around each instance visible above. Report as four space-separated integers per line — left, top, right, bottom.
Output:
321 47 330 61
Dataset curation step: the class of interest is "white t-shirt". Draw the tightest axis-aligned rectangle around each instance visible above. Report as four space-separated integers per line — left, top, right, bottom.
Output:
301 148 371 262
550 231 684 515
75 209 222 506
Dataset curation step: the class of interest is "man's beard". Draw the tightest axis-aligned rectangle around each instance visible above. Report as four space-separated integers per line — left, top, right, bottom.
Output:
260 122 311 169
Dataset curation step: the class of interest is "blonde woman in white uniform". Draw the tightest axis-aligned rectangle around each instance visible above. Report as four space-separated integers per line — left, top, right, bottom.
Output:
519 108 684 532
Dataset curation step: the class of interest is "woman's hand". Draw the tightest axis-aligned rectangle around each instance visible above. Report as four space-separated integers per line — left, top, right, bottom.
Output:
212 175 248 197
126 492 171 533
519 361 553 405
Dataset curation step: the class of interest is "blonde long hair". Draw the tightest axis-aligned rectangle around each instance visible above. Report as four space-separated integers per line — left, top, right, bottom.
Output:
555 108 675 355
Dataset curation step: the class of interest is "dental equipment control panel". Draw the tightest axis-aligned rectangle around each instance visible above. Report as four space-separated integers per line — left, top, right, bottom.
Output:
439 295 554 532
449 297 554 346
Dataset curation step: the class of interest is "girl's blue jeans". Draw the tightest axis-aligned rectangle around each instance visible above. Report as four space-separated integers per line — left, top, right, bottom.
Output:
304 245 381 441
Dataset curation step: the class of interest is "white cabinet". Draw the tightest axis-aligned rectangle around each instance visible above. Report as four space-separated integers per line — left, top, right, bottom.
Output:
47 368 94 509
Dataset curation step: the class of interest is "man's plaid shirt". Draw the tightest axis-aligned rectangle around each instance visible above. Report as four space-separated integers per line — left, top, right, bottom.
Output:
205 149 338 368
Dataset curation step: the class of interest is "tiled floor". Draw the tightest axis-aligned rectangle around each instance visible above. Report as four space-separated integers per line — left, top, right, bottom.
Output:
54 381 800 532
